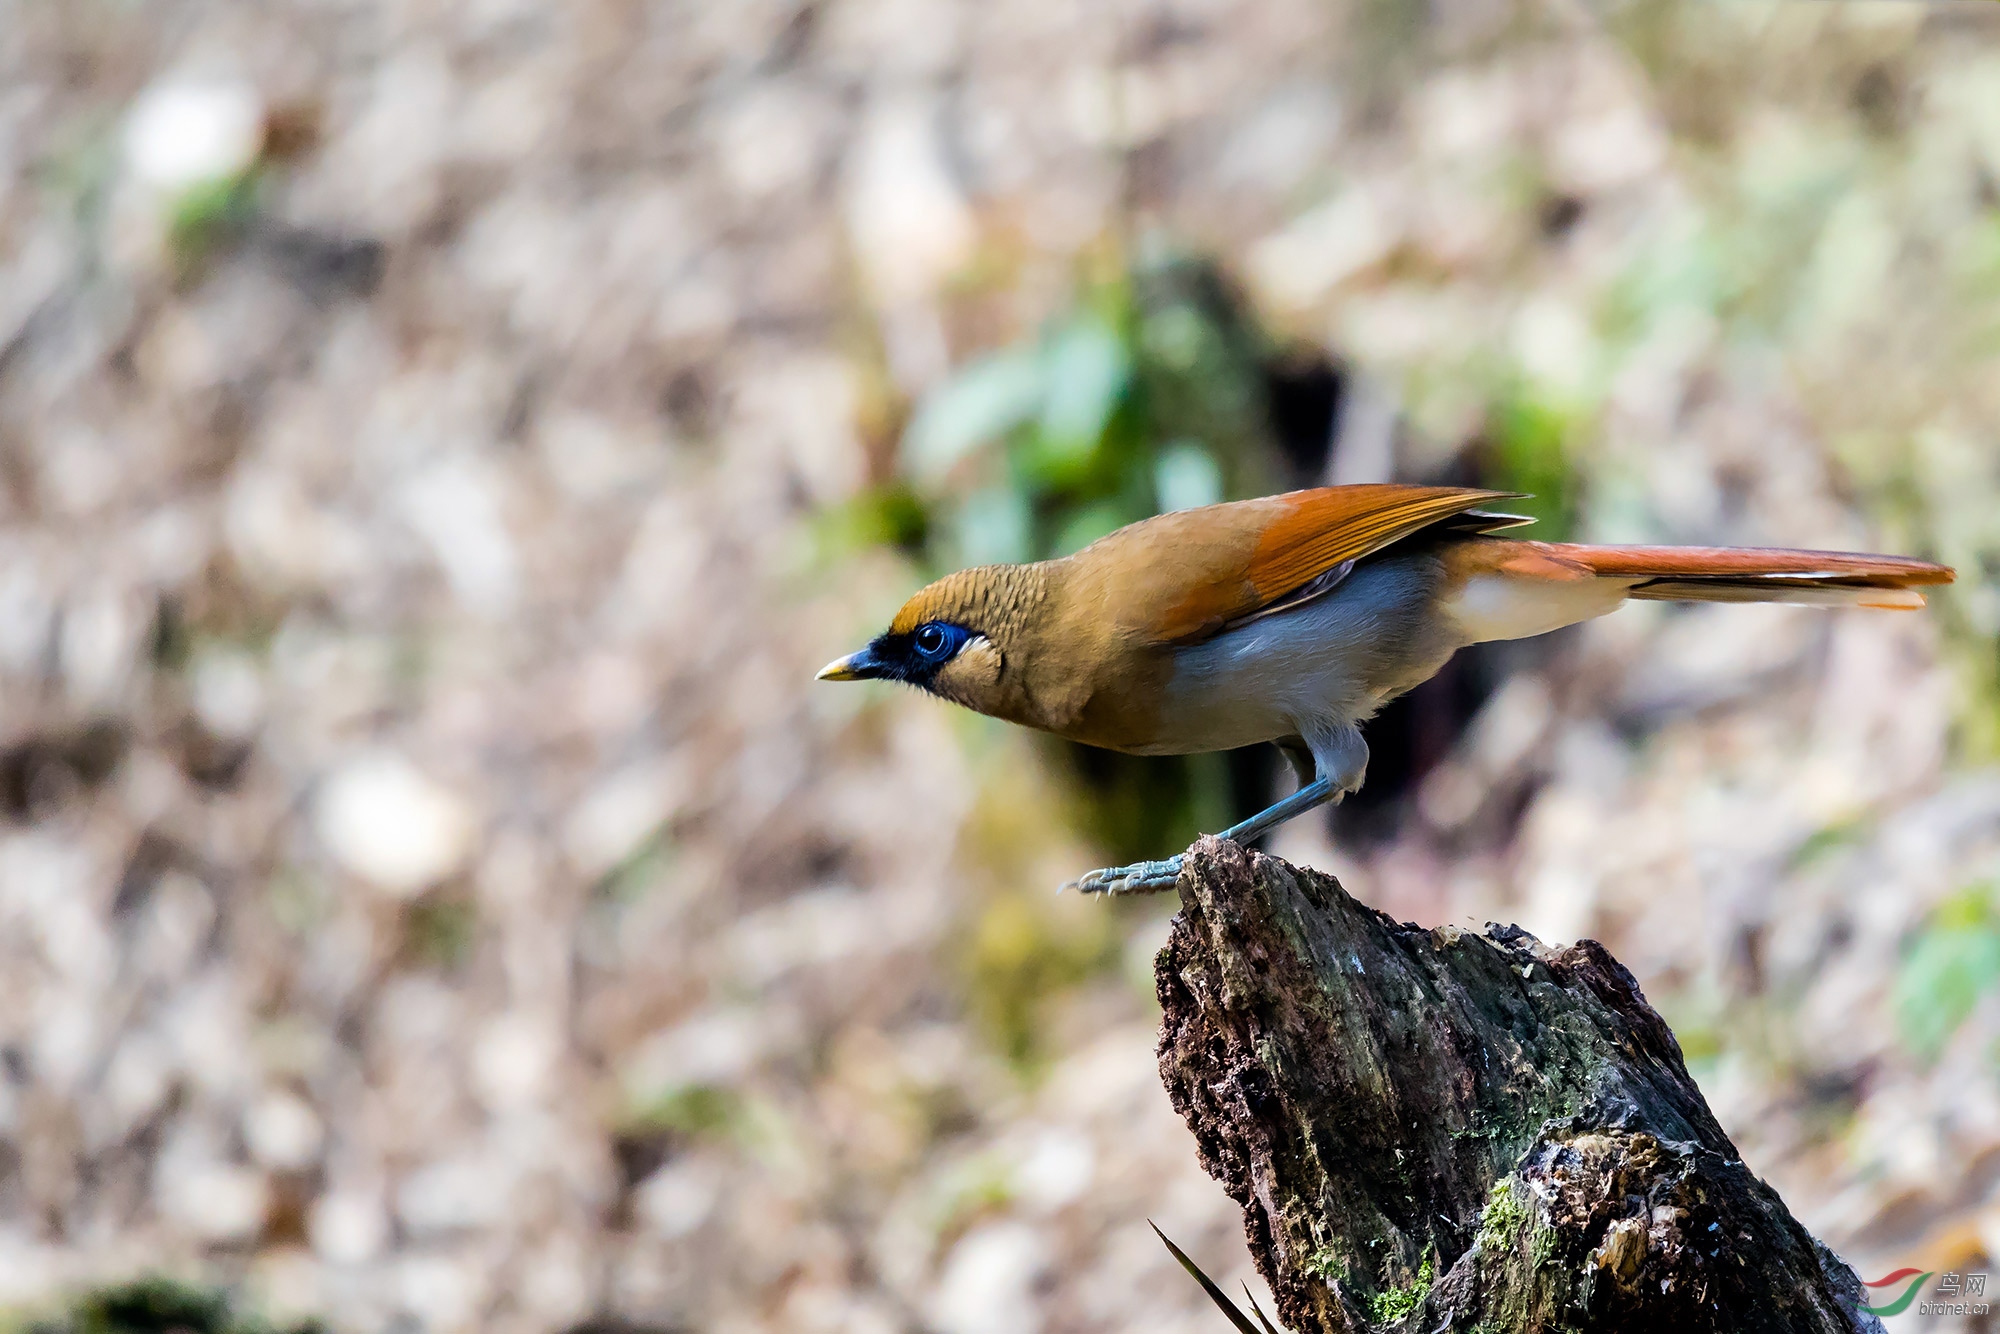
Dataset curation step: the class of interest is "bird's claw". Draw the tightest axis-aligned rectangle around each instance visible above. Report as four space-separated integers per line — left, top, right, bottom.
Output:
1064 855 1184 896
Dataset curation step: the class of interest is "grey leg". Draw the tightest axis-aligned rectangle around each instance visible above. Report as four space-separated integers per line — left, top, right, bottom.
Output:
1068 727 1366 897
1067 775 1339 896
1212 775 1338 845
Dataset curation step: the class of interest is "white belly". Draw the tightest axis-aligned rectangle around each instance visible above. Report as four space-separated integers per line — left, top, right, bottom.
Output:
1151 553 1456 755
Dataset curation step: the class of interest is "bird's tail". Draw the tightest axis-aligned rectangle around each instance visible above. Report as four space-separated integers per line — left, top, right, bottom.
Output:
1547 543 1953 611
1441 538 1954 645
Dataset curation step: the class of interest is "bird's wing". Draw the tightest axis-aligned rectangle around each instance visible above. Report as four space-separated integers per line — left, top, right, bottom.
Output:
1096 484 1520 645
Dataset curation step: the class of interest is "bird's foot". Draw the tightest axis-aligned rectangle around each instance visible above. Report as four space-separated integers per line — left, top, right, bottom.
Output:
1064 854 1184 896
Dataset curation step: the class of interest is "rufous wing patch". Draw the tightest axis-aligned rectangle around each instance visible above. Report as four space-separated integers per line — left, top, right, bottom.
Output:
1152 484 1517 642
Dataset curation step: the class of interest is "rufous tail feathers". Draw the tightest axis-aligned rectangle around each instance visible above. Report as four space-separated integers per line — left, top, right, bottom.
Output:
1547 542 1953 611
1443 539 1954 645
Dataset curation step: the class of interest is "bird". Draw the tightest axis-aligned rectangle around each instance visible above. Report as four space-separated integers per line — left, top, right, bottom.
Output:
817 484 1953 894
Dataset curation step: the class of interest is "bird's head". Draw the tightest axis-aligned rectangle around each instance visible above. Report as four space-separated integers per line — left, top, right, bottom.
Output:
816 563 1051 720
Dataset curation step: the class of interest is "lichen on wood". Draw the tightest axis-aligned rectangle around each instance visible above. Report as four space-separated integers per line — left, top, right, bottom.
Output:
1154 837 1882 1333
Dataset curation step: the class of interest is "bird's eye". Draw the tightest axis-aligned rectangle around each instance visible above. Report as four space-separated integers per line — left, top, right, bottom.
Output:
913 623 957 662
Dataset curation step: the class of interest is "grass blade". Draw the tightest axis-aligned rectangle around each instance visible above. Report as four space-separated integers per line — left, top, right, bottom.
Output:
1150 1221 1272 1334
1242 1283 1285 1334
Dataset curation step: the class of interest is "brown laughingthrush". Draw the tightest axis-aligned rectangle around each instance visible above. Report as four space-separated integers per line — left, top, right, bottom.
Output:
817 485 1953 894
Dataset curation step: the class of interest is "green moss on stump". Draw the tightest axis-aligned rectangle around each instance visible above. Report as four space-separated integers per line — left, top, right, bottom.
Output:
1363 1253 1435 1327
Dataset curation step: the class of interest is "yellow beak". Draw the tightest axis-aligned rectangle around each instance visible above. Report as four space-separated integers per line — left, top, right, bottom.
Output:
816 654 865 681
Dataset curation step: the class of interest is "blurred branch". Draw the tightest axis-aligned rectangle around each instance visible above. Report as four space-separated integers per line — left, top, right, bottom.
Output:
1155 838 1883 1332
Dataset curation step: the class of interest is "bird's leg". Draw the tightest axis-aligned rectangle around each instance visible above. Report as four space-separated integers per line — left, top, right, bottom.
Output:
1069 730 1362 897
1212 774 1338 846
1067 775 1339 897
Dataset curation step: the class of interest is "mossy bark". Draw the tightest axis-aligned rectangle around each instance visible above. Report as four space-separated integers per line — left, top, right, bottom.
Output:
1154 837 1882 1334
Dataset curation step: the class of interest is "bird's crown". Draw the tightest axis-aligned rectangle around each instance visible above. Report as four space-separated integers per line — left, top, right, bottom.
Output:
887 563 1049 639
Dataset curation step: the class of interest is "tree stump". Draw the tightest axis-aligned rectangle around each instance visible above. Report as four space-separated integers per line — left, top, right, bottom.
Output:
1154 837 1882 1334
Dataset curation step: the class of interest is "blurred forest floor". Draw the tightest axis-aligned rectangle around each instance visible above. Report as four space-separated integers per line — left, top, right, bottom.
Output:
4 0 2000 1330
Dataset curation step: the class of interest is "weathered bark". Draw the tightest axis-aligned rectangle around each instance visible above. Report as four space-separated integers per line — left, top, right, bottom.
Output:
1155 837 1882 1334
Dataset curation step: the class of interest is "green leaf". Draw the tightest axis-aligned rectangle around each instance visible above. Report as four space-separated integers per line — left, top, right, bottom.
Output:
628 1083 746 1140
1051 500 1135 556
903 347 1045 484
1036 315 1131 460
167 170 260 275
1895 883 2000 1060
1142 303 1210 371
1154 441 1223 512
950 486 1035 566
813 483 930 557
1486 388 1574 540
